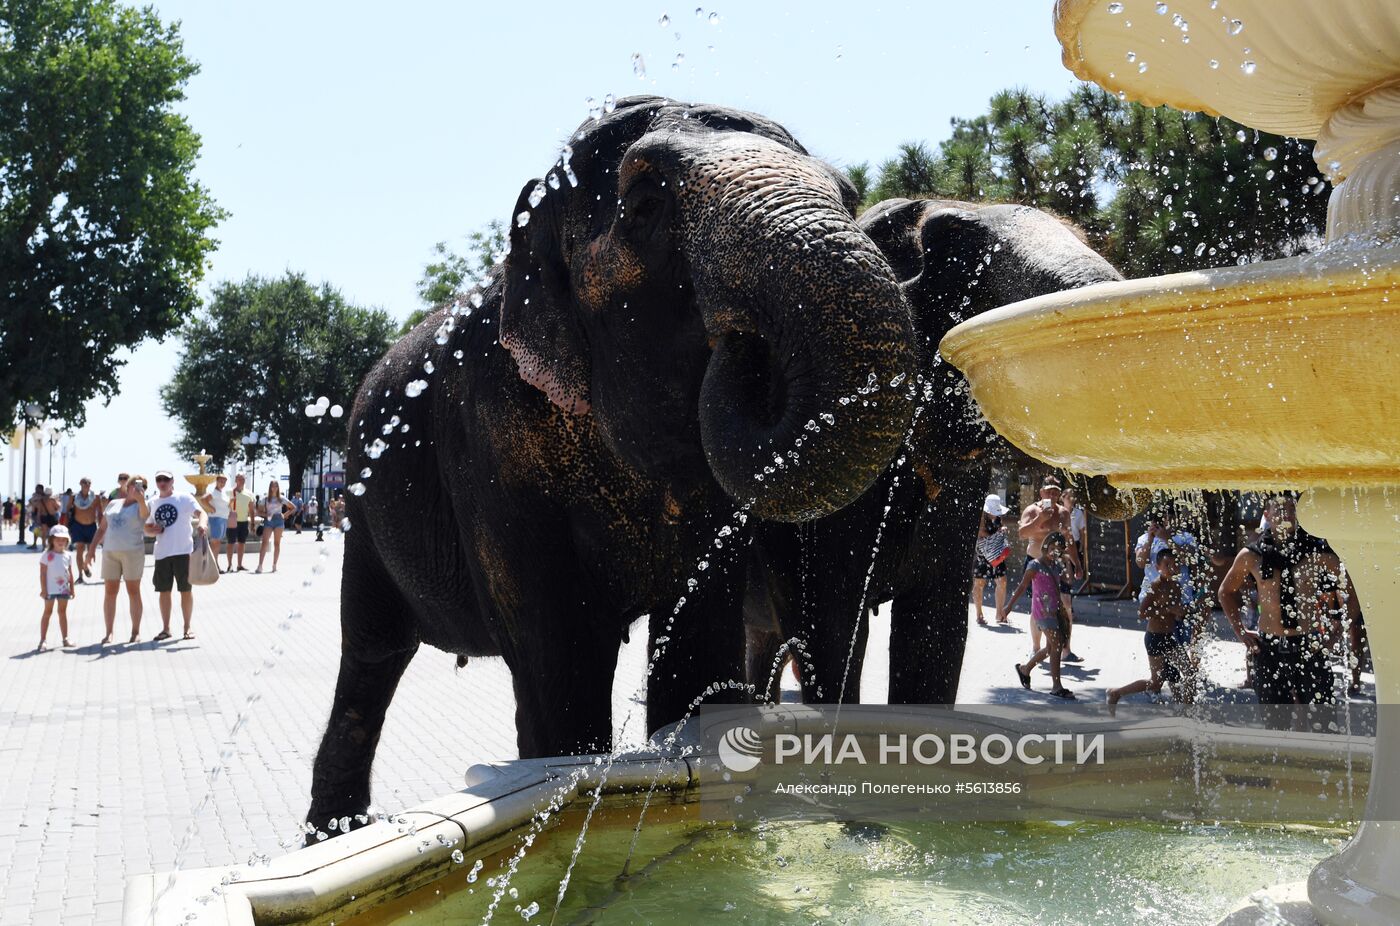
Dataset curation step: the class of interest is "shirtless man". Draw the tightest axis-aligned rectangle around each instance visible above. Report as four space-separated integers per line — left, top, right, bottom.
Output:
1019 475 1084 659
67 477 103 583
1219 494 1360 705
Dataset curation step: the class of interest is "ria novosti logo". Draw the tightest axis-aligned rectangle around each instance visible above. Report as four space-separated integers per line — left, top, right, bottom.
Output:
718 726 763 772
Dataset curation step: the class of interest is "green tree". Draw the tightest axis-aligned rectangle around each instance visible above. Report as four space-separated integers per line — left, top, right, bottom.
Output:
844 162 872 207
161 273 395 493
863 86 1328 279
872 142 943 202
1 0 223 431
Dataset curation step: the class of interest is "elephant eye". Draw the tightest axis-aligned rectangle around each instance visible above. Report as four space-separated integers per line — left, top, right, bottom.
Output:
620 176 671 241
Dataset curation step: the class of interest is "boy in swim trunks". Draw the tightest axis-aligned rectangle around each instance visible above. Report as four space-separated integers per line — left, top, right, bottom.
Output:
1108 547 1196 713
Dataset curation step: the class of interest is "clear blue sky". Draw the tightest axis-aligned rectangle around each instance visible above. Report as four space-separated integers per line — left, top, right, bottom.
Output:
8 1 1087 497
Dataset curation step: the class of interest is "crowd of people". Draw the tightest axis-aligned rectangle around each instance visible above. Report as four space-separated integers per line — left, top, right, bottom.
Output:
5 472 344 653
971 479 1371 708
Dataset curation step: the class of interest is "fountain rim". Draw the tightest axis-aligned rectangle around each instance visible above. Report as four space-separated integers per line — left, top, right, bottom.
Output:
941 240 1400 367
121 707 1373 925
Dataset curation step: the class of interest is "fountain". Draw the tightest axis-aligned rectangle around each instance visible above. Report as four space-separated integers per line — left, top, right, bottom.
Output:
942 2 1400 922
185 451 218 497
119 5 1395 923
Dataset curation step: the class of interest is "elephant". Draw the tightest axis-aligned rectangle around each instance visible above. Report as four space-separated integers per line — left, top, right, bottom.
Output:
306 97 917 832
743 197 1133 705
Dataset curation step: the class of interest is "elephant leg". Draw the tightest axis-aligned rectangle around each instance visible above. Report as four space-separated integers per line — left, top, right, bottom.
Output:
309 527 419 835
799 599 870 704
743 550 792 701
308 645 417 834
888 467 985 704
647 544 748 739
509 628 618 758
889 581 969 703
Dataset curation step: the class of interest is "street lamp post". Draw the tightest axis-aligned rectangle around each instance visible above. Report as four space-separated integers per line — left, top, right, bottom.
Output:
48 428 59 486
305 397 343 543
16 402 41 546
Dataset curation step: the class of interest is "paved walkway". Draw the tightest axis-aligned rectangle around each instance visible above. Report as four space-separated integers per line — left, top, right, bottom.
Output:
0 525 1374 925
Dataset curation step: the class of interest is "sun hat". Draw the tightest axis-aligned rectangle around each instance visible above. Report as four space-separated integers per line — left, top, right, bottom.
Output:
983 493 1011 516
50 524 70 539
154 470 174 480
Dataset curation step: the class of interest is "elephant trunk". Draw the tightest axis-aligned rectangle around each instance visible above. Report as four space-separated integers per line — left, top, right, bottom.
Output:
678 139 916 521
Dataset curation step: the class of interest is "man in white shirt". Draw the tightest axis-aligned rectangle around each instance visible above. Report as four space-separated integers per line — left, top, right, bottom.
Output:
145 470 208 641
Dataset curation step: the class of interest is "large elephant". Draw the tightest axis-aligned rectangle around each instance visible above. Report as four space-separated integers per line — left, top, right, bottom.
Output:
744 197 1127 705
307 97 916 831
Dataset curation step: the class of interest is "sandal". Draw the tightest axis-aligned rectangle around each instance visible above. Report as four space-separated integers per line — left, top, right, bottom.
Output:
183 631 196 640
976 615 987 626
100 635 113 645
128 635 140 644
1061 651 1084 663
61 638 72 648
37 643 48 653
152 630 172 642
1014 663 1032 690
1051 687 1076 700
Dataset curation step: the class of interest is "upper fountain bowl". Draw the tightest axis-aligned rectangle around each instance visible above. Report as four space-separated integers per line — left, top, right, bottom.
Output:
1054 0 1400 140
939 238 1400 490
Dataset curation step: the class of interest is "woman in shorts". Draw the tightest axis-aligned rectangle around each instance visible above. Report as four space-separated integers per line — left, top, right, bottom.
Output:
88 475 149 644
256 481 297 573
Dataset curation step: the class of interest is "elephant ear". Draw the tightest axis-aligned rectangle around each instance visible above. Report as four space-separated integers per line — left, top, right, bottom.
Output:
498 179 591 416
857 198 928 283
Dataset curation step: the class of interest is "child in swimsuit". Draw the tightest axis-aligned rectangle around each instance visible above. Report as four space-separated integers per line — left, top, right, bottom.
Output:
1107 547 1195 713
1000 532 1075 699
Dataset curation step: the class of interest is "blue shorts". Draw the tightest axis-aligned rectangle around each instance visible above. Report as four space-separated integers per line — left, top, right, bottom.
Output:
68 520 97 544
207 517 227 540
267 514 285 531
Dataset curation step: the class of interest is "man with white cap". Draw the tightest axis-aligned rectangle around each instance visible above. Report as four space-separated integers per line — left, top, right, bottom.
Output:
972 492 1013 625
144 469 207 641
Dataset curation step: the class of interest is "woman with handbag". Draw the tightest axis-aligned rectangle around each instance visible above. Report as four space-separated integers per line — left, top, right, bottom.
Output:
972 493 1013 626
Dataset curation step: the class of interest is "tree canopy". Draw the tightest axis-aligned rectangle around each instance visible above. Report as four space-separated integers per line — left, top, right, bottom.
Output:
1 0 224 430
160 273 395 493
855 86 1329 277
402 220 506 335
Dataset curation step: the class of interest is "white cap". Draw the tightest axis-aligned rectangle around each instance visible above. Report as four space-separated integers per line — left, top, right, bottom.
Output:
983 493 1011 516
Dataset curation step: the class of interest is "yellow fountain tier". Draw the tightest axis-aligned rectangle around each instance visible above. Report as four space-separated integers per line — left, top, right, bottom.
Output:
940 239 1400 490
1055 0 1400 241
1053 0 1400 139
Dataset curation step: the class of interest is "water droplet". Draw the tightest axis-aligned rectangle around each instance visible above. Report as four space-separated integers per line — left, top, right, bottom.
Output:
546 172 560 191
1241 60 1256 75
1194 242 1207 257
1228 18 1244 35
423 360 435 374
349 482 366 496
1154 1 1167 13
1126 51 1136 62
360 467 372 479
1107 1 1123 11
528 182 546 208
367 439 387 460
707 10 720 24
405 379 428 398
1235 129 1247 142
470 292 484 308
453 349 464 359
631 52 647 78
1138 60 1148 73
672 52 685 70
658 13 670 27
1209 58 1219 69
820 412 836 425
1262 146 1278 161
603 93 617 113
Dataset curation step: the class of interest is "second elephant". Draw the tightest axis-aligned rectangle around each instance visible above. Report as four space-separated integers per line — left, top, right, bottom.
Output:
744 197 1125 704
